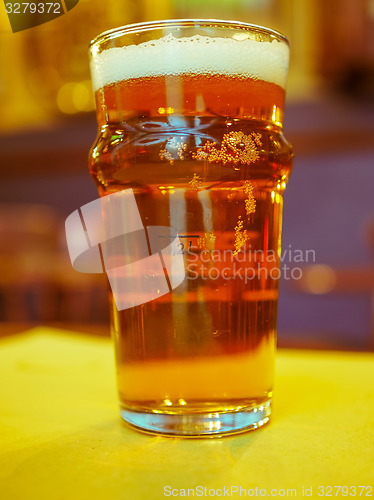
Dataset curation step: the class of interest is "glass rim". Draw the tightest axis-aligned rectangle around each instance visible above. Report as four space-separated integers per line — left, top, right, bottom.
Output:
89 18 289 51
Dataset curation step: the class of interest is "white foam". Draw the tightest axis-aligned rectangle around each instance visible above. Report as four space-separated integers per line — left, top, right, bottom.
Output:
90 34 289 92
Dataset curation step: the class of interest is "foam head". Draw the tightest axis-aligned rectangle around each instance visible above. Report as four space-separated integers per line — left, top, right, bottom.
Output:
90 33 289 92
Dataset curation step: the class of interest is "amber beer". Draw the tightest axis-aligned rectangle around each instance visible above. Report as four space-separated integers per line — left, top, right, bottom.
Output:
89 20 292 436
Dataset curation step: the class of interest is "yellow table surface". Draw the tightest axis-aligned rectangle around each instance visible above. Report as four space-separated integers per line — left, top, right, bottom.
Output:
0 327 373 500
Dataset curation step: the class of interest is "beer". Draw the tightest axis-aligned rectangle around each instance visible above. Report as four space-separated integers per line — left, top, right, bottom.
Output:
89 22 292 435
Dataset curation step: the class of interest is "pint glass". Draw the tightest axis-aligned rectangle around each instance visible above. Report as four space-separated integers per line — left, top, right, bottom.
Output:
89 20 293 436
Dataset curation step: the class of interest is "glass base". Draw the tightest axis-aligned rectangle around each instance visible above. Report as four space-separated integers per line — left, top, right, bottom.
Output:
120 399 271 437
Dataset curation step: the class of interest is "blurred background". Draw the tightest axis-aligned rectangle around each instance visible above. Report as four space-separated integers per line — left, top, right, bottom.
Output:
0 0 373 350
